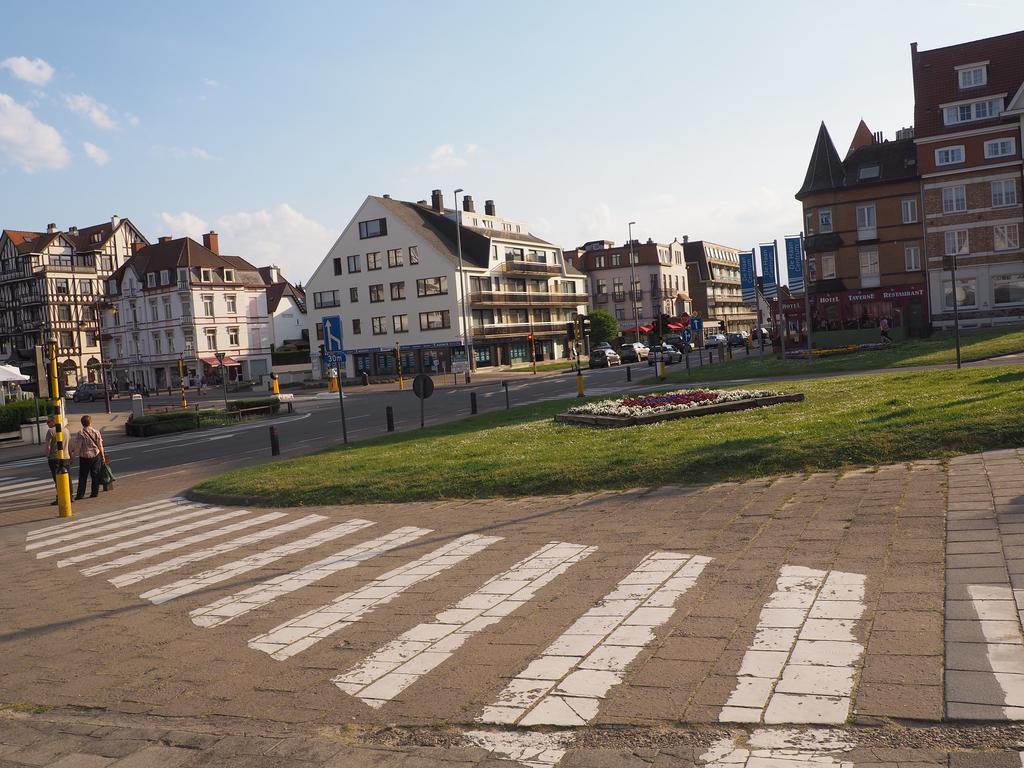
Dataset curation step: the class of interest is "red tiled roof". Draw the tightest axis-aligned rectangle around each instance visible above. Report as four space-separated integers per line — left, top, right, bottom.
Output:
847 119 875 157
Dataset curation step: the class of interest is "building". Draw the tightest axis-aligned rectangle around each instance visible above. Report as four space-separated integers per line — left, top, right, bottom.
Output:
566 238 690 330
682 239 758 333
103 232 272 389
306 191 586 377
0 216 148 389
911 31 1024 328
259 265 307 350
795 121 928 344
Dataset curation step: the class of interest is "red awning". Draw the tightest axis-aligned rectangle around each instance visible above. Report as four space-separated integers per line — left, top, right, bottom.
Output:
622 325 654 334
200 355 241 367
667 322 685 330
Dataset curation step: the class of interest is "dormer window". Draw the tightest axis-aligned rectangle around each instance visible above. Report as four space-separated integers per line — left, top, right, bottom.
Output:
957 63 987 90
147 273 156 288
177 267 189 285
858 163 880 180
223 269 235 282
91 232 102 244
943 98 1003 126
201 268 213 282
160 269 169 285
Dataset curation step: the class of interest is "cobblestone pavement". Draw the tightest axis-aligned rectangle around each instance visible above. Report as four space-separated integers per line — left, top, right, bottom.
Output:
2 450 1024 765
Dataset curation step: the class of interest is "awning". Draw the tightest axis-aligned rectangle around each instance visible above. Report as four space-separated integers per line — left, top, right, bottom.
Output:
0 364 28 382
621 325 654 334
200 355 242 367
667 322 685 330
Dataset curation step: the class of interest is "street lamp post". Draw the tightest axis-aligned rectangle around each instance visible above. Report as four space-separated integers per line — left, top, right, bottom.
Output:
628 222 640 344
454 188 475 374
214 350 228 409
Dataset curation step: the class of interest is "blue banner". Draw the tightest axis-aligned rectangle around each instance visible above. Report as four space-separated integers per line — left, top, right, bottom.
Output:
739 251 756 303
785 236 804 294
760 244 777 299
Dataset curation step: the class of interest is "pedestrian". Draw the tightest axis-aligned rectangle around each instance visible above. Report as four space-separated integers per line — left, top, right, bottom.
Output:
43 415 61 506
71 414 106 499
879 316 893 344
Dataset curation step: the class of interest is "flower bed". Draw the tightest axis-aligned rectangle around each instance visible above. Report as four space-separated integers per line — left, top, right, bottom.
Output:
556 388 803 427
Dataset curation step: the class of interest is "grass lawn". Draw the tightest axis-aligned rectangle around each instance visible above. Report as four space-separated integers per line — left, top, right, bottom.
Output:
194 366 1024 506
658 326 1024 384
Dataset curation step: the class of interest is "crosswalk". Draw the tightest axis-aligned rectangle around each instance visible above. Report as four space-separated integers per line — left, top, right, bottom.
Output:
25 496 882 767
0 475 57 504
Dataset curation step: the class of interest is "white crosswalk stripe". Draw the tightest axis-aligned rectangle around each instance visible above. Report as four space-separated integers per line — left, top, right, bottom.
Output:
27 497 190 539
250 533 501 660
26 499 204 549
479 551 711 727
190 526 432 628
109 514 326 588
0 478 55 502
138 518 375 604
333 541 596 708
81 512 287 578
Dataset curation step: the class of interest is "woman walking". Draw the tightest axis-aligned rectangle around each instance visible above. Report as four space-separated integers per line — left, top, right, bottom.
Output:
71 415 106 499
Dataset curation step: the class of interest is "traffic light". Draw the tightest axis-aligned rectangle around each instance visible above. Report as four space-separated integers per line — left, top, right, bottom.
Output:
581 316 592 336
565 322 576 340
527 333 534 342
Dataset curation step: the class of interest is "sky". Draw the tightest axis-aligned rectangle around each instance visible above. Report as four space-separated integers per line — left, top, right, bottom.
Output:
2 1 1023 286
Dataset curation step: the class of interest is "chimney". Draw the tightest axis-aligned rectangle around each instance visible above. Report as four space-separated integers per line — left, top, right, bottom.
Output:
47 223 57 233
268 265 280 283
682 235 689 244
158 236 173 243
431 189 444 213
69 226 78 235
382 194 391 199
132 241 146 255
463 195 475 213
417 199 428 206
484 199 496 216
111 214 120 229
203 230 219 254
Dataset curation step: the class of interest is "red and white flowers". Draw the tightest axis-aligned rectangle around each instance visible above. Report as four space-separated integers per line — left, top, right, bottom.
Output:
566 388 783 418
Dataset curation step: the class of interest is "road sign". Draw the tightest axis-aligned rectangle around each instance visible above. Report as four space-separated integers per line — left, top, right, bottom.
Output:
412 374 434 400
691 318 703 333
325 351 347 365
452 361 470 375
682 329 692 343
323 316 344 353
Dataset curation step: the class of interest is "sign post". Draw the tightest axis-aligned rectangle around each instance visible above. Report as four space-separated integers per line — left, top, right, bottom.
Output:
323 316 348 443
412 373 434 429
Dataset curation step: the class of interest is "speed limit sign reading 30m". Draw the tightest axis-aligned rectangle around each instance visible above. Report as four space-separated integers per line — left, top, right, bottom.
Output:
412 374 434 399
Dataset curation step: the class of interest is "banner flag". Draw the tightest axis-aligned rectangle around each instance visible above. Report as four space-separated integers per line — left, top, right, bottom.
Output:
759 243 777 299
785 235 804 294
739 251 756 303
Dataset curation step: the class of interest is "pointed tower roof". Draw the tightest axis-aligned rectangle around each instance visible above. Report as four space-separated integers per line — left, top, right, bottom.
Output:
796 122 845 200
846 119 875 158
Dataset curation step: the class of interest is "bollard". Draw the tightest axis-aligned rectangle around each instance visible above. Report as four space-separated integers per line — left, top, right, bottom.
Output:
386 405 394 432
361 371 369 386
470 391 478 415
576 369 585 398
626 365 632 382
502 381 510 410
269 425 280 456
685 350 690 374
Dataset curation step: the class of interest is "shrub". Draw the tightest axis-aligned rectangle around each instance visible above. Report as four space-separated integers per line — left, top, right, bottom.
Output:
0 408 20 433
0 399 55 432
226 397 280 414
271 349 310 365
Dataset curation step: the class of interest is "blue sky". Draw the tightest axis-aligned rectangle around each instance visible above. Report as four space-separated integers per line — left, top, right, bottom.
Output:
2 1 1023 284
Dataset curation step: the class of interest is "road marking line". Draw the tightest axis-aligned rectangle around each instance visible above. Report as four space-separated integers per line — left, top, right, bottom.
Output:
27 499 192 540
700 728 855 767
720 565 867 725
80 512 286 577
56 508 247 568
190 526 432 628
32 505 215 559
111 514 327 588
478 551 710 727
462 731 574 768
250 533 501 660
0 479 54 498
333 541 596 708
138 518 374 604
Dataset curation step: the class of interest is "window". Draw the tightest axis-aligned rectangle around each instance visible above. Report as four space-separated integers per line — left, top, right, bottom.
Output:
596 278 607 295
821 252 836 279
371 316 386 335
995 224 1020 252
419 310 450 330
313 290 340 308
57 305 71 321
958 64 987 89
614 307 625 321
392 314 408 333
935 146 965 166
202 294 215 317
905 244 921 271
369 284 384 303
858 163 880 180
366 252 382 270
818 208 833 233
994 273 1024 305
805 211 814 234
352 318 361 334
152 333 162 355
992 179 1018 207
859 248 880 287
942 186 967 213
349 287 358 302
225 294 236 314
201 268 213 282
59 331 74 348
162 298 172 320
594 255 606 268
387 248 403 267
347 254 361 273
228 327 239 346
390 281 405 300
166 330 175 352
183 334 194 353
147 273 156 288
611 253 621 266
205 328 217 350
408 245 419 264
417 276 448 296
943 99 1002 126
149 299 158 319
177 268 189 285
945 229 969 255
984 138 1016 159
54 278 69 294
160 270 169 285
901 199 918 223
333 257 343 275
855 204 876 237
943 278 977 308
358 218 387 239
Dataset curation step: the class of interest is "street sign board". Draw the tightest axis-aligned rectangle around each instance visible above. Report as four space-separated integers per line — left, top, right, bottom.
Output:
682 329 692 343
323 315 344 353
691 318 703 333
452 361 470 374
325 351 347 365
412 374 434 399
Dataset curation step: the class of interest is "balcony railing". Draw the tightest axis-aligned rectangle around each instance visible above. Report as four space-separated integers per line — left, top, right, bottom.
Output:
471 291 581 307
472 321 566 338
593 293 609 304
498 260 562 276
612 292 626 303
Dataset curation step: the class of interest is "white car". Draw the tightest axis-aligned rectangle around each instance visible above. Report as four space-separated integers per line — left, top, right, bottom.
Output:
703 334 728 348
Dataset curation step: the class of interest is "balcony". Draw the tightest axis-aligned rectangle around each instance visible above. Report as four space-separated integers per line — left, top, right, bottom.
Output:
471 291 581 308
612 292 626 303
498 259 562 276
472 321 566 339
593 292 609 304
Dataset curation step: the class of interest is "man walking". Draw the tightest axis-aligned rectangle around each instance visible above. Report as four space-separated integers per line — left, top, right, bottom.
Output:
879 317 893 344
43 415 61 506
71 414 105 499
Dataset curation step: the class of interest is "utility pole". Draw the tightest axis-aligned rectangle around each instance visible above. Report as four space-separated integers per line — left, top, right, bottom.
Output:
628 222 640 344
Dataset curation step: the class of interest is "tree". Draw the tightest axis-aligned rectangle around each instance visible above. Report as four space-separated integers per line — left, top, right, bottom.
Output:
588 309 619 344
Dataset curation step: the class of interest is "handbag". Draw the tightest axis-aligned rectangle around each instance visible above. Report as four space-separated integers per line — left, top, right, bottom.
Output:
100 460 116 487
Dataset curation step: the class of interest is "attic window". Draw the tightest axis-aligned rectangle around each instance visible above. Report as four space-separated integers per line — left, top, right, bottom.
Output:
91 232 102 243
224 269 235 282
147 273 156 288
957 63 987 89
858 164 880 180
201 268 213 282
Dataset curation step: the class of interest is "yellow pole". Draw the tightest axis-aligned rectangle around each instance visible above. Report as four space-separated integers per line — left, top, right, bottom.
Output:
271 373 280 395
395 343 403 391
179 356 188 408
576 338 585 398
49 341 72 518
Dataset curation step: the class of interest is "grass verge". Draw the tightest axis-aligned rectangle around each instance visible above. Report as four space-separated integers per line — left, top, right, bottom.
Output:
194 366 1024 506
660 327 1024 384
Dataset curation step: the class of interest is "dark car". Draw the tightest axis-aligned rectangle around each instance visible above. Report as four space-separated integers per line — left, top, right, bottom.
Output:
617 343 649 364
647 344 683 366
727 332 749 347
72 382 111 402
589 348 621 368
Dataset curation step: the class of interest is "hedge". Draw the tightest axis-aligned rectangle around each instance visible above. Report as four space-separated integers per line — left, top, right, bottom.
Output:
0 399 55 433
125 401 279 436
271 349 310 365
226 397 280 413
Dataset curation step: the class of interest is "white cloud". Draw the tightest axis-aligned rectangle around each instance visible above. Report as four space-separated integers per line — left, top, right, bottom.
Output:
0 93 70 172
153 144 212 161
1 56 54 86
203 78 219 88
422 143 479 172
127 113 140 126
159 211 210 240
82 141 109 166
65 93 116 129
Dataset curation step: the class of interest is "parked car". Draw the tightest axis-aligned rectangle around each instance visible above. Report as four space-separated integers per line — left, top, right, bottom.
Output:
72 382 111 402
704 334 728 348
671 341 695 354
647 344 683 366
617 342 650 363
589 348 621 368
727 332 749 347
591 341 613 351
